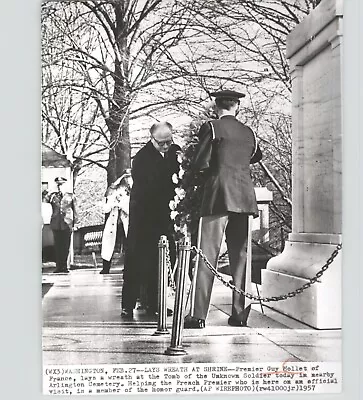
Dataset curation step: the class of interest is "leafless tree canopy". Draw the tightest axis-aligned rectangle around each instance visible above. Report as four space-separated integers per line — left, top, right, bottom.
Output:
42 0 320 244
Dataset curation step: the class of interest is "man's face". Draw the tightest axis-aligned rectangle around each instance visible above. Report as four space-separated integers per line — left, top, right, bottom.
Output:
151 126 173 153
124 175 133 188
57 182 67 193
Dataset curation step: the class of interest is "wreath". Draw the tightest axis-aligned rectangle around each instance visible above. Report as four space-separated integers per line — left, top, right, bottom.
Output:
169 122 212 243
168 103 217 241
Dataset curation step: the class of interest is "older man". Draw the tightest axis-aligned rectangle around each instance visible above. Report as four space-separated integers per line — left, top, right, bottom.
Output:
121 122 181 318
185 89 262 329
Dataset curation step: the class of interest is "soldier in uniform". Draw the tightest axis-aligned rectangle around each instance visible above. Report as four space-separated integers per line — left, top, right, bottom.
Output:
121 122 181 318
184 89 262 329
45 177 77 273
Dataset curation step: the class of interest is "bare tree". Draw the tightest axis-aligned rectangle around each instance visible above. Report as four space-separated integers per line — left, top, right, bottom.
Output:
42 0 320 244
42 3 112 181
168 0 320 250
42 0 208 185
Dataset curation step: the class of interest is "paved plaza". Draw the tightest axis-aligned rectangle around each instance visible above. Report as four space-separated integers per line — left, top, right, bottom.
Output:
42 264 341 366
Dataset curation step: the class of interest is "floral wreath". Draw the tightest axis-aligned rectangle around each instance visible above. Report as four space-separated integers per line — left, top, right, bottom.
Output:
168 126 208 243
169 103 218 243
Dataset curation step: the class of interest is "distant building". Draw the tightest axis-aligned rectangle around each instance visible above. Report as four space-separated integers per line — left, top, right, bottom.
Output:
41 143 73 192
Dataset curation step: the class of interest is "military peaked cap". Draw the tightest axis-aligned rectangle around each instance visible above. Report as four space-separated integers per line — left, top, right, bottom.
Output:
55 177 67 184
210 89 246 99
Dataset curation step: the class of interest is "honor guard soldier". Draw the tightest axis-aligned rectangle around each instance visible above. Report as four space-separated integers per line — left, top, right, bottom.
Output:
184 89 262 328
44 177 77 273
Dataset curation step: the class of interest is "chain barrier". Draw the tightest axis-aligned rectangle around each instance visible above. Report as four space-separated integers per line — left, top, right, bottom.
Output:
191 243 342 303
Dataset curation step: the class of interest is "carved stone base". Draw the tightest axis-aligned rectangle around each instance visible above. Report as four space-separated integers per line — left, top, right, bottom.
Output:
261 235 342 329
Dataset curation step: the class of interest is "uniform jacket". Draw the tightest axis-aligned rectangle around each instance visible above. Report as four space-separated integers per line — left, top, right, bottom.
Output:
193 115 262 217
47 192 76 230
127 141 181 250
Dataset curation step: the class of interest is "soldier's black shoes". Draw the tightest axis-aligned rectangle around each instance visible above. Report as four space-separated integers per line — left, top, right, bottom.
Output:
121 308 133 319
184 315 205 329
99 269 110 274
227 316 248 327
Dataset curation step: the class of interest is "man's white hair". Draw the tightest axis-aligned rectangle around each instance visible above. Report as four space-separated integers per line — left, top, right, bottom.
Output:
150 121 173 134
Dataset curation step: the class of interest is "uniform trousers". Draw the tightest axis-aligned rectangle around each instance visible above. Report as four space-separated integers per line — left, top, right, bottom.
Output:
189 212 252 322
52 227 71 271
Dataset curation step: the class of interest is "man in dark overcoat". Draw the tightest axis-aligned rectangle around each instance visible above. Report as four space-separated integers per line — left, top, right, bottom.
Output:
185 89 262 328
121 122 180 318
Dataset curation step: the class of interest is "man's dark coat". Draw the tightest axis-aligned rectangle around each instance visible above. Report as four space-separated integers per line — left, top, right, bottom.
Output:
122 141 180 311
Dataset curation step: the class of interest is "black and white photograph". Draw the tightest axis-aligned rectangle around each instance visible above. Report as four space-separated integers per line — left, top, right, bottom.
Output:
41 0 343 395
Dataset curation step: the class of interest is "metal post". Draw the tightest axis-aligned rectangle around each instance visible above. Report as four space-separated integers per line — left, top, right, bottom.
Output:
280 227 285 252
68 231 74 269
92 251 97 268
244 216 253 311
154 236 169 335
165 237 191 355
247 215 264 314
69 167 75 269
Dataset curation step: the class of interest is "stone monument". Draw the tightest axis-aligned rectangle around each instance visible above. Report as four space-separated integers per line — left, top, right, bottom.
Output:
261 0 343 329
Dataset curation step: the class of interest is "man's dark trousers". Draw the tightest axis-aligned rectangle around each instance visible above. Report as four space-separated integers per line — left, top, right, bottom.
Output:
122 232 176 312
52 227 71 271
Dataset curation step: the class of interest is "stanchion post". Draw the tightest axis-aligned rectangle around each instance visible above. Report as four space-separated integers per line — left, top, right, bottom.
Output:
154 235 169 335
165 237 191 355
245 215 253 310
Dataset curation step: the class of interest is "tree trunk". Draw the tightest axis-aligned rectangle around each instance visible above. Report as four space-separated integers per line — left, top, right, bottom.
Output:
107 116 131 185
106 3 131 186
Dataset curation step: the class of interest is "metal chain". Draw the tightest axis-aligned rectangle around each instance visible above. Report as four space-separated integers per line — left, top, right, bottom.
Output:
218 249 229 260
191 243 342 303
165 242 177 292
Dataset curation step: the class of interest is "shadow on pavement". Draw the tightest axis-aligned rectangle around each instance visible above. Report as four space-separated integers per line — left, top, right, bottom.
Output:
42 282 53 298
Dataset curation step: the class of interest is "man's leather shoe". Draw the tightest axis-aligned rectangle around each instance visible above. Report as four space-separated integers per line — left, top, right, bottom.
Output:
184 315 205 329
121 308 133 318
100 269 110 274
136 302 147 311
146 308 157 316
227 316 248 327
53 269 69 274
146 308 173 317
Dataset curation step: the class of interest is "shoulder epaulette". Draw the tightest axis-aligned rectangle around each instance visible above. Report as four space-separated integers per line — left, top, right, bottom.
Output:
209 121 216 140
251 128 258 159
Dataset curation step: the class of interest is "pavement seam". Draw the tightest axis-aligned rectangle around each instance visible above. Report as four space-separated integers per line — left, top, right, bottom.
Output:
255 332 304 362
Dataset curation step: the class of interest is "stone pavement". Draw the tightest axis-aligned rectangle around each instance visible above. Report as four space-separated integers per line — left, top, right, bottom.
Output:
42 266 341 366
